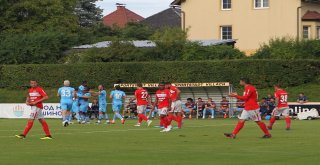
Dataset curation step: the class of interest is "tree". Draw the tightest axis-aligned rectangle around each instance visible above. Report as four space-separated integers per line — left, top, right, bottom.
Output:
0 0 78 34
75 0 103 28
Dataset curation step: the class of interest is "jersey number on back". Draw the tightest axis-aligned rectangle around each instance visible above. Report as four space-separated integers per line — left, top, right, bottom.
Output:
280 95 288 103
61 90 71 97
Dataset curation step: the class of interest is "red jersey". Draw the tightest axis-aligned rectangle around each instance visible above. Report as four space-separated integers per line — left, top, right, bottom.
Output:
28 86 47 109
169 86 180 101
156 89 171 109
274 89 288 108
235 85 259 111
135 88 149 106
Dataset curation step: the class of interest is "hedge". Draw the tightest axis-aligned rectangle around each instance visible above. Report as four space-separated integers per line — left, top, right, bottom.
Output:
0 60 319 89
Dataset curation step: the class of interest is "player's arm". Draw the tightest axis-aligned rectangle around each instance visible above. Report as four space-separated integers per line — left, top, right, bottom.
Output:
168 97 172 110
232 89 252 101
155 96 159 108
26 93 30 105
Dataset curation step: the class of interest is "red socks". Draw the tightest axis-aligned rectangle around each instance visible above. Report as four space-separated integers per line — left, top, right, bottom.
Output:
41 120 51 136
138 114 148 123
257 121 270 135
232 121 244 135
160 117 169 128
285 116 291 129
23 121 34 136
269 117 276 128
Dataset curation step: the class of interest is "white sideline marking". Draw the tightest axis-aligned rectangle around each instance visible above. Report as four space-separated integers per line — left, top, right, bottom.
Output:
0 123 261 139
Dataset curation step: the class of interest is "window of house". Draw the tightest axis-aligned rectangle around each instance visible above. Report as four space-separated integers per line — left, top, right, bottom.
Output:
254 0 269 9
222 0 232 10
303 26 310 39
221 26 232 39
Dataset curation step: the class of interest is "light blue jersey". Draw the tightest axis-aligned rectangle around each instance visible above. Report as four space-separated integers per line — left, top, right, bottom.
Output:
99 90 107 112
110 90 126 111
79 92 91 113
78 85 85 95
58 86 75 110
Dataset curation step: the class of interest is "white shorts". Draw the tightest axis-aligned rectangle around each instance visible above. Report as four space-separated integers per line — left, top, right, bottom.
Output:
29 106 44 120
159 108 168 115
272 107 289 116
239 109 261 121
171 100 182 113
137 105 147 114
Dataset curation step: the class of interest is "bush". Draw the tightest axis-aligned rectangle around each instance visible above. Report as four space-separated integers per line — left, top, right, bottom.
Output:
253 37 320 59
0 32 77 64
0 60 319 89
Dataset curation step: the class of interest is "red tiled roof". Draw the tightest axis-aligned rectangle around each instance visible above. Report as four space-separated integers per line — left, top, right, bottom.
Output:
302 10 320 21
103 6 144 28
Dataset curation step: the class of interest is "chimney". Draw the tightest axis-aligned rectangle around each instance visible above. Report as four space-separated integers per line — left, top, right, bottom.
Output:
116 3 126 10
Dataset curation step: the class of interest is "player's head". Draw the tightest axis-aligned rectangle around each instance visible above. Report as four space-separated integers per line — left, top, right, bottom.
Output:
92 99 98 104
115 85 121 90
222 96 227 100
165 82 171 89
29 79 38 88
198 97 202 101
82 80 88 86
274 84 281 90
84 87 90 93
136 83 143 89
98 85 104 90
239 77 250 86
158 82 165 90
64 80 70 87
208 98 212 101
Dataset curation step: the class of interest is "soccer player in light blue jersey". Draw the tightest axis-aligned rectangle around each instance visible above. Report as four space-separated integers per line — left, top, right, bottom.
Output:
79 87 91 124
110 85 126 124
93 85 110 124
57 80 75 127
71 88 81 123
78 81 88 95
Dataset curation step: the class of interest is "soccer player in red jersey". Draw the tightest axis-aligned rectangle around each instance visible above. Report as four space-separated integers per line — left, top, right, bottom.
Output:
15 80 52 140
165 82 183 129
155 82 172 132
224 78 271 139
268 85 291 130
134 83 152 127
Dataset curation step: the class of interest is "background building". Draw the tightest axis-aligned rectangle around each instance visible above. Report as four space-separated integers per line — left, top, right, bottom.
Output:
171 0 320 54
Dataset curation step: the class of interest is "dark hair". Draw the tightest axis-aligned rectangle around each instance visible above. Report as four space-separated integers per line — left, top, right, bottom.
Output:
198 98 202 100
240 77 250 84
82 80 88 85
187 98 193 101
137 83 143 87
222 96 226 99
159 82 165 86
165 82 171 85
30 79 37 82
115 85 121 90
274 84 280 88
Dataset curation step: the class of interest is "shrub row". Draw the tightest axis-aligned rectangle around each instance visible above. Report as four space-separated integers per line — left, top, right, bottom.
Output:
0 60 319 89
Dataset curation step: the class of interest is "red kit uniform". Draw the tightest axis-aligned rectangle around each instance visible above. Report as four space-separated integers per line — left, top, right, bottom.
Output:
274 89 288 108
156 89 170 109
235 85 259 110
135 88 149 106
28 86 47 109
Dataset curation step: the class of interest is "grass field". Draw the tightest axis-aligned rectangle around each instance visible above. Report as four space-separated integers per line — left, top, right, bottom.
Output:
0 118 319 165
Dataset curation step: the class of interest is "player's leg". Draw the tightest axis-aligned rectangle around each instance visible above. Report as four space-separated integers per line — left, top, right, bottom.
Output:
16 106 39 138
210 109 215 119
35 107 52 139
159 108 171 132
282 108 291 130
268 109 278 130
224 110 248 138
251 109 271 138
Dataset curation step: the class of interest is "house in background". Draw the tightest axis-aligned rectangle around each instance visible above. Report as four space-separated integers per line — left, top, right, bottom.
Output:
103 3 144 28
171 0 320 55
141 8 181 29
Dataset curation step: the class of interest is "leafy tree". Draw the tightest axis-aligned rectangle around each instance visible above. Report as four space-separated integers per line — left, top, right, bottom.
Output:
0 0 78 34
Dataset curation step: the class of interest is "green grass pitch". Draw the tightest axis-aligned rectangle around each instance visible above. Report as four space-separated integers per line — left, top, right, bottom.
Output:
0 118 319 165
